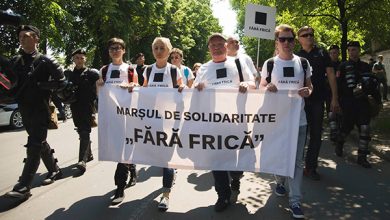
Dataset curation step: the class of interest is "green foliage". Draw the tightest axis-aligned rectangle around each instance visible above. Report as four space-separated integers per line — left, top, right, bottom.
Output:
1 0 221 68
230 0 390 62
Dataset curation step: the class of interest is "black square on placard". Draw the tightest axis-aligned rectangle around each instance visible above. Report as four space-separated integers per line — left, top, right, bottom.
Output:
255 12 267 25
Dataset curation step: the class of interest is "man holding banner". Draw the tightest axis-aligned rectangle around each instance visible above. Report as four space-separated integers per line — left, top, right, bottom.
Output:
194 33 255 212
260 24 313 219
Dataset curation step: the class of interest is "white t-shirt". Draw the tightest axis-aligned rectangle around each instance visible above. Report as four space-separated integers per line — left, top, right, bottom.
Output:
261 54 312 126
178 65 195 86
143 63 181 88
99 63 136 85
230 53 259 77
194 57 254 88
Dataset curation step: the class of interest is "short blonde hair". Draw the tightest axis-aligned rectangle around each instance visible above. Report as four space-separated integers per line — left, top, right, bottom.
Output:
152 37 173 53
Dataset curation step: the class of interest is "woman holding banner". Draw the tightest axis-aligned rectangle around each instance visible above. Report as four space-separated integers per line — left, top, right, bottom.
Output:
142 37 185 211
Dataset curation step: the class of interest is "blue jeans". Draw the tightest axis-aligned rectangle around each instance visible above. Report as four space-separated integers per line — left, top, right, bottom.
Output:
304 99 324 170
275 125 307 205
162 168 175 192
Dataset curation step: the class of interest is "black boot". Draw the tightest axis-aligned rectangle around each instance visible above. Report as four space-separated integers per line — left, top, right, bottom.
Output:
128 164 137 187
41 142 62 185
77 139 90 173
335 142 344 157
19 146 41 188
357 150 371 168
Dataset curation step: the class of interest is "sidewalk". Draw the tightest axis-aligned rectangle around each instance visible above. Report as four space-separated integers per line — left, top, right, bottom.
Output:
370 101 390 161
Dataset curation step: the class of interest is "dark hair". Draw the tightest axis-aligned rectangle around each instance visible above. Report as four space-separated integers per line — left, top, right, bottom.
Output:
134 53 144 60
328 45 339 50
347 41 360 48
297 26 314 37
108 37 125 49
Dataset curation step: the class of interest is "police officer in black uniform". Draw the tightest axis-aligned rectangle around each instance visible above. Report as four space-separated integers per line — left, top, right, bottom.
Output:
6 25 65 198
64 49 99 173
336 41 382 168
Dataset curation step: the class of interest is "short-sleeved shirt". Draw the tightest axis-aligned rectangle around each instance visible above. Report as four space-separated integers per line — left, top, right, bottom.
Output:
230 53 259 77
178 65 194 86
99 63 136 85
194 57 254 89
143 63 181 88
261 54 312 126
296 46 331 101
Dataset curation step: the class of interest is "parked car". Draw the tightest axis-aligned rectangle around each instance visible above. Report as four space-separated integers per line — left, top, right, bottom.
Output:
0 103 72 129
0 103 23 129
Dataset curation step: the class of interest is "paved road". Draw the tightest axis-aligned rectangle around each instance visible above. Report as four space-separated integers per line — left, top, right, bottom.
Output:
0 120 389 220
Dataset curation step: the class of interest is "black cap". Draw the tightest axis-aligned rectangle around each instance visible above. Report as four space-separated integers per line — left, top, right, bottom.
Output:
71 48 87 56
347 41 360 48
17 25 40 37
328 44 339 50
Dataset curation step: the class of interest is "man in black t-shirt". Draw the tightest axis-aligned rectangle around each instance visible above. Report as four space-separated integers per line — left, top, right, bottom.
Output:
296 26 340 181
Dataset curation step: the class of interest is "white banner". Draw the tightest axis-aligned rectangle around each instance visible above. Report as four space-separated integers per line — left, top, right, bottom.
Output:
98 86 302 177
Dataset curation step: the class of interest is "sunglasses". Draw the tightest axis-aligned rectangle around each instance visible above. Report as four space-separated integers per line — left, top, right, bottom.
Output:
109 46 123 51
299 33 314 38
278 37 295 43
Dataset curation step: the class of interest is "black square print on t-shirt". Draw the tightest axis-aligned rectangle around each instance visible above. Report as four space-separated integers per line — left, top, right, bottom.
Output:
153 73 164 82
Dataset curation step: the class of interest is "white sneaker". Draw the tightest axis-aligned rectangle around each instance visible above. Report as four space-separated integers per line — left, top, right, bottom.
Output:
158 196 169 211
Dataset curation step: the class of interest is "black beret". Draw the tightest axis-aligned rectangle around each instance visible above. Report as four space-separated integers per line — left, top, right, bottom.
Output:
347 41 360 48
17 25 40 37
328 44 339 50
71 48 87 56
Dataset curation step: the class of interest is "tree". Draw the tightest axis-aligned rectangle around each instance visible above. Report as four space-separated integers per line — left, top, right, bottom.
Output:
230 0 390 61
1 0 221 68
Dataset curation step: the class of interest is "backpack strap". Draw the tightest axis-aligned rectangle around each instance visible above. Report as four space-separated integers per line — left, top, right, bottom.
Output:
171 66 178 88
235 58 244 82
146 65 153 82
266 58 274 83
299 57 308 86
127 66 134 83
101 65 108 82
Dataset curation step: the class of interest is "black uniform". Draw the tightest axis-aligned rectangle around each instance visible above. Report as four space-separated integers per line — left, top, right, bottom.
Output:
336 59 380 167
296 46 332 175
327 60 342 142
65 67 99 165
11 50 65 191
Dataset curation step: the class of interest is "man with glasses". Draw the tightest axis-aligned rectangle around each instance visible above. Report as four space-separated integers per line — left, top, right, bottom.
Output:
227 36 259 87
260 24 313 219
64 48 99 174
296 26 340 180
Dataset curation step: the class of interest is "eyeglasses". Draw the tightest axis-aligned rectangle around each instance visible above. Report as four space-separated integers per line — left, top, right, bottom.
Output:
278 37 295 43
299 33 314 38
170 56 181 59
109 46 123 51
